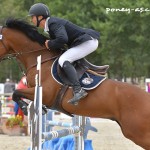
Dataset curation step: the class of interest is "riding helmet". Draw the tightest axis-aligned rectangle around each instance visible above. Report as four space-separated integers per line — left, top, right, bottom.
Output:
28 3 50 18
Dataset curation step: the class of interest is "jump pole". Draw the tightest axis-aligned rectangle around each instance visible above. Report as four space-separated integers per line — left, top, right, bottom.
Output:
29 55 42 150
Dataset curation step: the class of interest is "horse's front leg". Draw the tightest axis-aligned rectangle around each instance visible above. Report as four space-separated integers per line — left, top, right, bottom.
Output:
12 87 47 116
12 87 35 116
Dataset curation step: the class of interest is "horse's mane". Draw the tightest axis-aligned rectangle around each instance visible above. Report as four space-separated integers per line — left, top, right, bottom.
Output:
5 18 48 46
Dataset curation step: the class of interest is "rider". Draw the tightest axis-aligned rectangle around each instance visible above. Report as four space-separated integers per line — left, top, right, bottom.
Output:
28 3 100 105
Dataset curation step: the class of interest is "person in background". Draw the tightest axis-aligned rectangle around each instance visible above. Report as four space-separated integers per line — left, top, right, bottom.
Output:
147 82 150 93
14 76 27 121
4 78 16 94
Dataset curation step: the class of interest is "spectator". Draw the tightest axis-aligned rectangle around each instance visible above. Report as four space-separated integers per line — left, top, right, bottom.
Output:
4 78 15 93
147 82 150 93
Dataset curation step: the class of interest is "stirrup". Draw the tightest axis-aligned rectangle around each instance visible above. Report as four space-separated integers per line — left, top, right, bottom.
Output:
68 89 88 105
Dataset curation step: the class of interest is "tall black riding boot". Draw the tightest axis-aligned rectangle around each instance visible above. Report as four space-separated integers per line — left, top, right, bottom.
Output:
62 61 88 105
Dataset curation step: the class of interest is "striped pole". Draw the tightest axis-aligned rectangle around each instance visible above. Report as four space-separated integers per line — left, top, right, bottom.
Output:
46 120 73 127
42 126 80 140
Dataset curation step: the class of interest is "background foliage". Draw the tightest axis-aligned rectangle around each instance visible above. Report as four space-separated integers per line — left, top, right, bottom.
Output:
0 0 150 82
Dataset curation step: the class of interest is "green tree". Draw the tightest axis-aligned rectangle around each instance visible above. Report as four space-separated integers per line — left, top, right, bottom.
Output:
100 0 150 80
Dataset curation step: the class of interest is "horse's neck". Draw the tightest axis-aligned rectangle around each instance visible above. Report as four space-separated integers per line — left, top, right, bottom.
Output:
19 48 52 70
19 46 62 76
5 29 59 73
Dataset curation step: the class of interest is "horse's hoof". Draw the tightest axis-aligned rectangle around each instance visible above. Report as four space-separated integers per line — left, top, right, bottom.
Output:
18 100 28 116
22 106 28 116
42 107 47 115
42 105 47 115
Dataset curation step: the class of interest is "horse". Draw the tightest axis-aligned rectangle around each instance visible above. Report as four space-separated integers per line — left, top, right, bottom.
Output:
0 18 150 150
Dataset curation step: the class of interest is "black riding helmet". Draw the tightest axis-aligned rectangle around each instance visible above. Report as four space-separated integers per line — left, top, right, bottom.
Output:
28 3 50 27
29 3 50 18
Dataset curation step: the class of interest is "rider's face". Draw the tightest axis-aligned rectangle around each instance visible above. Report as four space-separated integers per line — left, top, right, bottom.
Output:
30 16 45 28
31 16 37 26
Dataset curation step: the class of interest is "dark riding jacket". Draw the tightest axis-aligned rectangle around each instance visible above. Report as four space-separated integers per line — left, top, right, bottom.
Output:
45 17 100 50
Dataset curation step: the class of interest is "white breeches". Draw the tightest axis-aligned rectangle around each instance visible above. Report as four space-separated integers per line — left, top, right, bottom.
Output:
58 38 98 67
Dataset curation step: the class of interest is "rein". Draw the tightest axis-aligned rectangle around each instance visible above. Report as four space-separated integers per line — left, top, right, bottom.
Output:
26 56 59 75
0 47 47 62
0 26 60 75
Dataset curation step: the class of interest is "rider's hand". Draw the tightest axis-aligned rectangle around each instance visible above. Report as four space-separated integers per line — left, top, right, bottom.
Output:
45 40 50 49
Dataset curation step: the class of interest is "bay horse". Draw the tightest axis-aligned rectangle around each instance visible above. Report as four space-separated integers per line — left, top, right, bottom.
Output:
0 18 150 149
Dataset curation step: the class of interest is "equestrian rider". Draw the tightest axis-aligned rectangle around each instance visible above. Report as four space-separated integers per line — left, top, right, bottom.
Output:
28 3 100 105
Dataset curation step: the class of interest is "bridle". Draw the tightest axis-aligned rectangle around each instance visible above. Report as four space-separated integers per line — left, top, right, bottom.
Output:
0 26 60 74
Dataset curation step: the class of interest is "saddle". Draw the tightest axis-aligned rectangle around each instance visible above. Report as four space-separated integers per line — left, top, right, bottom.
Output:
78 58 109 74
58 58 109 85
